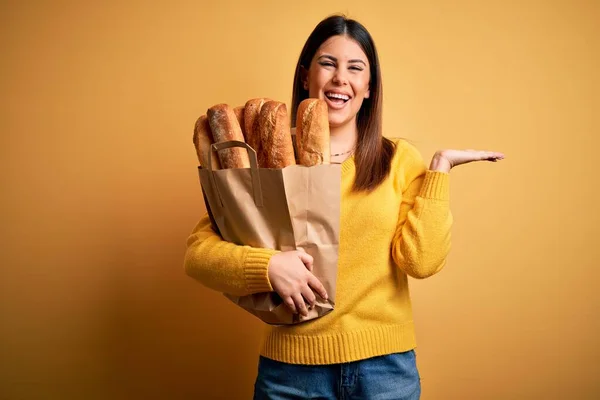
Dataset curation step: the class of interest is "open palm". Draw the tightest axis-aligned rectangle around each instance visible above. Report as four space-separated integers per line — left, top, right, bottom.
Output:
430 149 505 172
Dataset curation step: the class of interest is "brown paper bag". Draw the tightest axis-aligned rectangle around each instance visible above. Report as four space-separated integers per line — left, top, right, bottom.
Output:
198 140 340 325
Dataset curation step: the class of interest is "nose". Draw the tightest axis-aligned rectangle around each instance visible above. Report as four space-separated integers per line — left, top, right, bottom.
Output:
332 68 348 86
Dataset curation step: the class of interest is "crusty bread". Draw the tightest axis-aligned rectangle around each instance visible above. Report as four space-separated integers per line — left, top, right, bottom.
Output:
207 104 250 169
233 106 245 137
258 101 296 168
295 98 330 166
243 98 270 165
193 115 221 170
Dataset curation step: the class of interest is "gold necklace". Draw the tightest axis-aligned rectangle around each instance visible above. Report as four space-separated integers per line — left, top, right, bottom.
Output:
331 148 354 157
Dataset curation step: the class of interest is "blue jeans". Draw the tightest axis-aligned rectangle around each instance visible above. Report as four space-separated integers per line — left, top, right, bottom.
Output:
253 350 421 400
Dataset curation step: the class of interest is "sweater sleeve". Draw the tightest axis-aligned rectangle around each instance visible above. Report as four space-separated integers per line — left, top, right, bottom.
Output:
183 213 279 296
391 143 453 279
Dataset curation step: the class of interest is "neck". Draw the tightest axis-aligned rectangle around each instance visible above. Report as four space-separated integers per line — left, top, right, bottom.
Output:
330 119 357 154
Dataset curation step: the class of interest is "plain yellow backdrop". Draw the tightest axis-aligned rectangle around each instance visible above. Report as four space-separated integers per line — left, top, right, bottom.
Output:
1 0 598 399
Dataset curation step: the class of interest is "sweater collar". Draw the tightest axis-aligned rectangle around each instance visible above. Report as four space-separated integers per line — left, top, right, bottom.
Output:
341 155 355 174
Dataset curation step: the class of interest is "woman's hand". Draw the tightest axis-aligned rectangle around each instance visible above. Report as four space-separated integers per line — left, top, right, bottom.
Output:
429 149 505 172
268 250 329 317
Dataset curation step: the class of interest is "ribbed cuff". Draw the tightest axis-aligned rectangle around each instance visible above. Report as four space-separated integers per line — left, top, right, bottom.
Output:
244 248 278 293
420 170 450 200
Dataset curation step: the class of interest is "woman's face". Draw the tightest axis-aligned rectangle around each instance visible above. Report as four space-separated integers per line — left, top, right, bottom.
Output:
303 35 371 130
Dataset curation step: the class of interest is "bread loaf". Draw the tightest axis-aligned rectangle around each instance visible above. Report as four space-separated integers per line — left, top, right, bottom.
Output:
295 98 330 166
233 106 245 137
193 115 221 170
258 101 296 168
243 98 270 165
207 104 250 169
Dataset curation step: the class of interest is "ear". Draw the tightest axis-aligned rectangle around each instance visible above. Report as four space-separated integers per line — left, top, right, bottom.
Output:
365 88 370 99
300 65 309 90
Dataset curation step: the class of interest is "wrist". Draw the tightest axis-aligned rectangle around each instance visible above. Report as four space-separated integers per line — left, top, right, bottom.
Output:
429 152 451 173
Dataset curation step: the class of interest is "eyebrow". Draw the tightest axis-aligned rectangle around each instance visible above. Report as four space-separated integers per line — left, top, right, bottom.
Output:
318 54 367 66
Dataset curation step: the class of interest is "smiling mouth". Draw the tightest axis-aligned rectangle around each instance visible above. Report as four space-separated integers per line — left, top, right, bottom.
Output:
325 92 351 104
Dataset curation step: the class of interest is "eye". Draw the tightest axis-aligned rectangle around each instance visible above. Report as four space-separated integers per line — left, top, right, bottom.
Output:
349 65 363 71
319 61 335 68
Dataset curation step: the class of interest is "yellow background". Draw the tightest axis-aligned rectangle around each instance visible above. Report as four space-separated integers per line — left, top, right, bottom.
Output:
1 0 598 399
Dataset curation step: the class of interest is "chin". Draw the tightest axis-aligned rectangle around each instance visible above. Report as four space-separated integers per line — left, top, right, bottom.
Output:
327 114 353 129
326 110 346 125
327 118 346 129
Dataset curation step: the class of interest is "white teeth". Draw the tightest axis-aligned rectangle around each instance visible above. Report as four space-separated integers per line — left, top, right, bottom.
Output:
326 92 350 101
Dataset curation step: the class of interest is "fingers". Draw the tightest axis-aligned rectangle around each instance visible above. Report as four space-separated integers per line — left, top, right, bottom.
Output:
462 150 505 162
283 290 317 316
480 151 504 161
283 296 297 315
281 275 327 316
274 250 327 316
472 150 504 158
307 273 328 301
301 286 317 309
292 293 309 317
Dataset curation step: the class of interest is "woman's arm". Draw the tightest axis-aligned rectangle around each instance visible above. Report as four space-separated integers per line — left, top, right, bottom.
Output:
392 145 504 279
391 150 453 279
184 214 278 296
185 214 328 316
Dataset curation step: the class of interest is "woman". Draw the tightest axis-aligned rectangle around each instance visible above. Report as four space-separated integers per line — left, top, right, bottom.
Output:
185 15 503 400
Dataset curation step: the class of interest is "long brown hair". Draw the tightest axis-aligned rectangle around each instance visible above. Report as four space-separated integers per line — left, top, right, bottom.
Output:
291 15 395 192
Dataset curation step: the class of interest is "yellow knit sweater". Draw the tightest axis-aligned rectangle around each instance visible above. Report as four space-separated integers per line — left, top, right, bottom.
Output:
184 139 452 365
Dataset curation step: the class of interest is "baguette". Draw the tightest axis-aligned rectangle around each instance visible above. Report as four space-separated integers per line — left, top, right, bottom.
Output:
295 98 330 166
243 98 270 165
233 106 245 137
258 101 296 168
193 115 221 170
207 104 250 169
